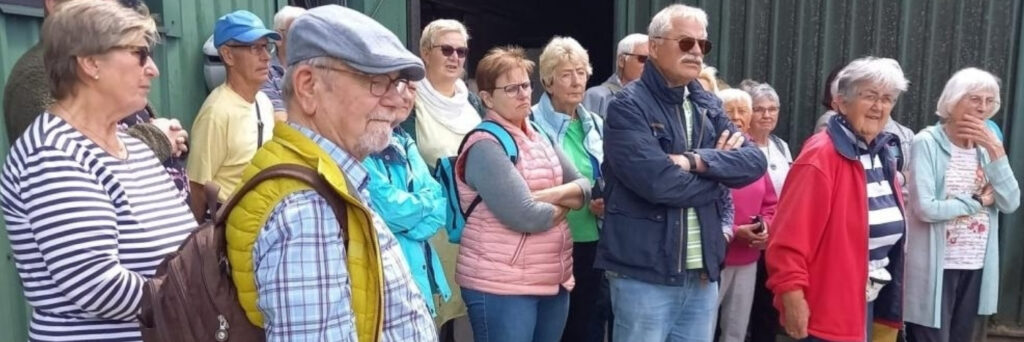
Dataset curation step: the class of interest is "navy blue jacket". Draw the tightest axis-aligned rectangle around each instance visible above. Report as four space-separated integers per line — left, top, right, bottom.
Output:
595 63 767 284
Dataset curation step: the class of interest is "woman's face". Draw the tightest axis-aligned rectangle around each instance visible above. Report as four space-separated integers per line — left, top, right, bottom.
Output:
836 83 897 143
483 67 532 125
94 40 159 116
949 89 997 123
423 31 468 84
750 98 779 136
723 99 752 132
546 60 588 109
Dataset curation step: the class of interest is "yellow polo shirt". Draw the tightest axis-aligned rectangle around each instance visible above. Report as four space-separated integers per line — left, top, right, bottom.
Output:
187 84 275 201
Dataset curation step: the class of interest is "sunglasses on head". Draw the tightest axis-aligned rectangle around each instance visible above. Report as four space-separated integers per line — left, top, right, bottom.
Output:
654 36 713 54
433 44 468 58
623 53 648 63
114 45 152 66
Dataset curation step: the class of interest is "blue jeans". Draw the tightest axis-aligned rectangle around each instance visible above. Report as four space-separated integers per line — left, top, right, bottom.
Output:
461 286 570 342
609 270 718 342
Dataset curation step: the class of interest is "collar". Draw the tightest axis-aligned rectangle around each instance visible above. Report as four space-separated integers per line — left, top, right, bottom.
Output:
370 127 413 165
289 122 370 194
826 114 895 160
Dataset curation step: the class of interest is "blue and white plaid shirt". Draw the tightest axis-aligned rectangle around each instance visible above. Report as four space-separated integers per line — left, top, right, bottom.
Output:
253 123 437 342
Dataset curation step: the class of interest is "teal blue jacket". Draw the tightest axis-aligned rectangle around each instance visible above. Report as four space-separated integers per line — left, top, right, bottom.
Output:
364 128 452 315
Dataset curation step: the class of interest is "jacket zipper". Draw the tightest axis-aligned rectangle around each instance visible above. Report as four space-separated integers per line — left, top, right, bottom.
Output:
510 233 529 265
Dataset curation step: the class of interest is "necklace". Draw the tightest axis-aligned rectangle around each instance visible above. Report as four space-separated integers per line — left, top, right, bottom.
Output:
54 103 127 159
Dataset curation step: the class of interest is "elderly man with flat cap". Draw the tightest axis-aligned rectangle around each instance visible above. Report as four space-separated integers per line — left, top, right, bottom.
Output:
223 5 436 342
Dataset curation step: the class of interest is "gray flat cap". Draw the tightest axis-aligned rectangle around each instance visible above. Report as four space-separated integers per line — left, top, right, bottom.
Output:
287 5 425 81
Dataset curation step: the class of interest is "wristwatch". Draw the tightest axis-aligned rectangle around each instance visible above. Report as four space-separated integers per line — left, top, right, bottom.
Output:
682 152 698 171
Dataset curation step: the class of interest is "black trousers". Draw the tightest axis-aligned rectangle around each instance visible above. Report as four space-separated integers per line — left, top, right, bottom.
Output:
748 253 780 342
562 241 609 342
906 269 983 342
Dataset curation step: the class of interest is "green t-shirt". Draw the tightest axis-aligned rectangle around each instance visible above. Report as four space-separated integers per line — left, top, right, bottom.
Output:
561 119 600 242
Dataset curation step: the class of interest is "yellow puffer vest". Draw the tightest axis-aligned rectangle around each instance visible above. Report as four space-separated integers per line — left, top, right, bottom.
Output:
225 124 385 341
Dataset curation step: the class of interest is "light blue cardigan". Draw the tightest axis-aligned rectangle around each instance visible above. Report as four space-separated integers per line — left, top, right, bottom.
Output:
904 124 1020 328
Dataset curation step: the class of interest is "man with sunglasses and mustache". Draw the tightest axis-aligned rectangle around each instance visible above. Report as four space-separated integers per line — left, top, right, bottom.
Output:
583 33 648 119
595 4 767 342
187 10 280 219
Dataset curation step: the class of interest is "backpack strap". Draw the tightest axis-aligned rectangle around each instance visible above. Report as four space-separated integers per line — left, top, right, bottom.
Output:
203 182 220 223
215 164 350 243
453 120 520 219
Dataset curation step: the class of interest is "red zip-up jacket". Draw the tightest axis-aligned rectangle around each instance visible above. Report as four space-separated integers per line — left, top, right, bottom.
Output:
766 119 906 342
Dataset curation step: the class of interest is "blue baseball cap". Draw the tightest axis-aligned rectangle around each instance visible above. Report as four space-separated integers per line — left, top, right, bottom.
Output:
213 10 281 48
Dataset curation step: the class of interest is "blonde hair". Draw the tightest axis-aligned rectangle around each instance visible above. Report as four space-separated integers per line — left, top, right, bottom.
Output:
538 36 592 88
419 19 469 54
43 0 157 100
475 46 535 93
698 65 719 93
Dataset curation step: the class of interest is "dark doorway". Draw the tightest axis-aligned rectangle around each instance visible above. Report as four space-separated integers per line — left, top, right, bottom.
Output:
418 0 616 99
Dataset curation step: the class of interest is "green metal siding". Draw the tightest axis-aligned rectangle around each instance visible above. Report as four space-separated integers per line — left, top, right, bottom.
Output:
0 1 410 339
618 0 1024 333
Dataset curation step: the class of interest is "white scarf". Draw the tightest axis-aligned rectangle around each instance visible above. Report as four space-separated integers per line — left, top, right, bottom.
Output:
414 77 480 134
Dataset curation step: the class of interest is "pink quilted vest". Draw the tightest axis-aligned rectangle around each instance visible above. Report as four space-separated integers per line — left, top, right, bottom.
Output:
453 112 575 295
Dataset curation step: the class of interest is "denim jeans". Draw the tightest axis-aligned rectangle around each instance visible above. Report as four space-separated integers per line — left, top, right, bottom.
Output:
461 286 570 342
609 270 718 342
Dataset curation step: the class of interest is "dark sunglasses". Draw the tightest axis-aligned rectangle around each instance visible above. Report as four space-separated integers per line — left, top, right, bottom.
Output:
654 36 712 54
114 45 152 66
623 53 648 63
433 44 468 58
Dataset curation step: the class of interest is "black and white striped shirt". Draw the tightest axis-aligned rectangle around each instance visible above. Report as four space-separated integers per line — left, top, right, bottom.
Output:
1 112 196 342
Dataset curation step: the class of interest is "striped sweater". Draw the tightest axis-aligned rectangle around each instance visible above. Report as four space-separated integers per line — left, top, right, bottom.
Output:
1 112 196 342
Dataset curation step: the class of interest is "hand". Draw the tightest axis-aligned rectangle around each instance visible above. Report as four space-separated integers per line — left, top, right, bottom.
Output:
153 118 188 157
589 198 605 217
533 188 560 205
716 130 745 150
957 116 1005 159
781 290 810 339
735 223 768 247
551 205 570 225
670 154 691 171
978 184 995 207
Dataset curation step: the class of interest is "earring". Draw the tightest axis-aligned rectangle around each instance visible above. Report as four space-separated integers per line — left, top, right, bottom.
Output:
93 74 99 80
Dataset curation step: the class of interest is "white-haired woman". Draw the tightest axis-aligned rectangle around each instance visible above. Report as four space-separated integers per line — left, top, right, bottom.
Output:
904 68 1020 342
766 57 909 342
742 82 792 196
1 1 196 340
531 36 606 342
713 89 777 342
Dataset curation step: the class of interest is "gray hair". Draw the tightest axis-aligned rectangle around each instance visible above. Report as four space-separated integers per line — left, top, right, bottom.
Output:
616 33 648 57
648 4 708 37
717 88 752 109
935 67 1001 119
745 82 780 105
43 0 158 100
538 36 593 87
831 56 909 102
273 6 306 31
282 56 337 106
419 19 470 54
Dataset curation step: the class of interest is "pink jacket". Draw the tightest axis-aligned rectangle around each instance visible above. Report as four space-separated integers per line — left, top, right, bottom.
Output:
454 114 574 295
725 174 777 266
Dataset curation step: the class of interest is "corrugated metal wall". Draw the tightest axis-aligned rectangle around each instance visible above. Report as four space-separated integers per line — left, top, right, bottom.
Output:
617 0 1024 334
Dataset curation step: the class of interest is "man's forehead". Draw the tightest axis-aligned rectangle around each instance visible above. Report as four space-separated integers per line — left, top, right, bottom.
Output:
667 17 708 38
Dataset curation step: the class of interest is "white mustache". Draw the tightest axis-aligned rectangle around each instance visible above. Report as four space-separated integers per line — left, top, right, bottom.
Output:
681 55 702 63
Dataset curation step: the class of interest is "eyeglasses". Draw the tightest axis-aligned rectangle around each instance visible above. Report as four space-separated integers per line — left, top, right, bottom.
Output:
313 65 409 97
113 45 152 66
623 53 648 64
432 44 468 58
225 42 275 55
653 36 712 54
965 94 999 107
857 91 896 107
492 81 531 96
752 106 779 114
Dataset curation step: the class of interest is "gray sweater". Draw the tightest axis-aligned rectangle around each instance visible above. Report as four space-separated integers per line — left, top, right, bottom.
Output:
464 139 591 233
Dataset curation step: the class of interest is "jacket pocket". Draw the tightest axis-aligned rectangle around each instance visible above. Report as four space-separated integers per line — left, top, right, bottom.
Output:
509 233 528 266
